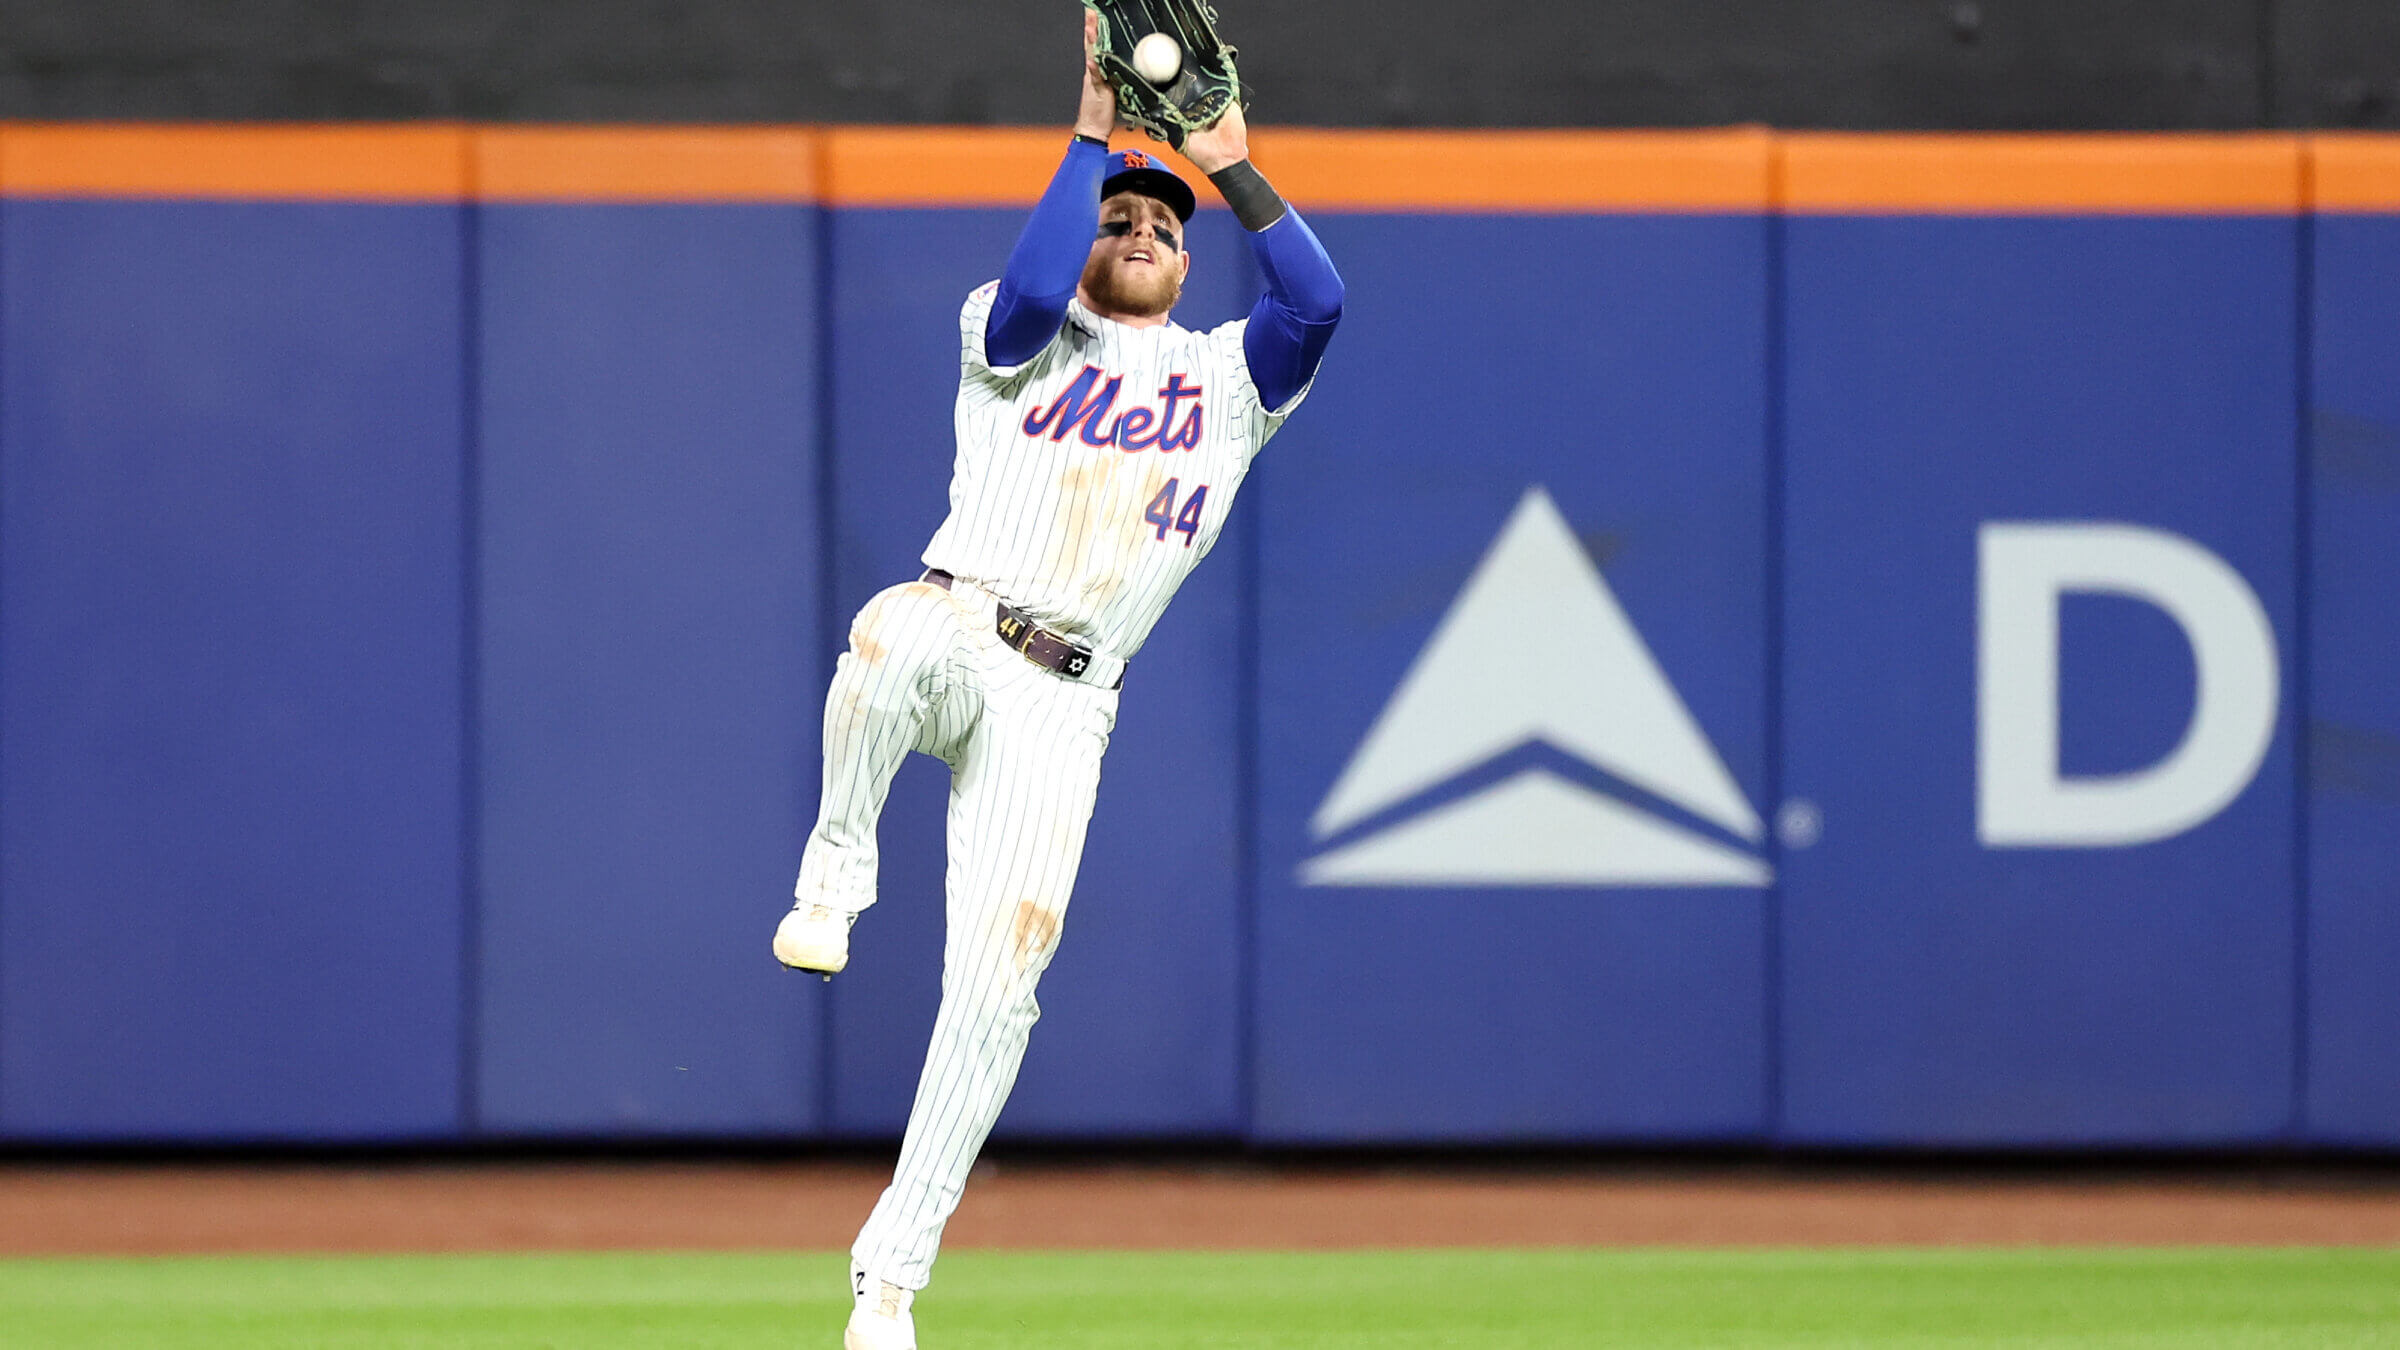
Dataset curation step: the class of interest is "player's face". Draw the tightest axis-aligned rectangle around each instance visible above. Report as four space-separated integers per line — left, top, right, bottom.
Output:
1080 191 1190 320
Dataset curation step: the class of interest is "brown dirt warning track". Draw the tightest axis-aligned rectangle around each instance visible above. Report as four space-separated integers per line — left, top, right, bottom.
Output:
2 1158 2397 1256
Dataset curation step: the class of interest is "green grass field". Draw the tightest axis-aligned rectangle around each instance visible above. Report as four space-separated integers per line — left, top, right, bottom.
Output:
2 1247 2395 1348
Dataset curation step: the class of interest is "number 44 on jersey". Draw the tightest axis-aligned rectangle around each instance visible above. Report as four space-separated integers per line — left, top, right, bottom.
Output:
1144 479 1209 547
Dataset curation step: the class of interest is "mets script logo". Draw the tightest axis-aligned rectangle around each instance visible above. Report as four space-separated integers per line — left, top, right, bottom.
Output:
1303 486 1771 888
1023 366 1205 452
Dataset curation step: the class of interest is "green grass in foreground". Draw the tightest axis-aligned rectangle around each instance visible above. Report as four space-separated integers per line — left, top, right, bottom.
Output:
1 1247 2396 1348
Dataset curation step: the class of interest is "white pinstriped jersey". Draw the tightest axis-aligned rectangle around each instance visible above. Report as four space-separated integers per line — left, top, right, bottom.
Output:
921 281 1310 662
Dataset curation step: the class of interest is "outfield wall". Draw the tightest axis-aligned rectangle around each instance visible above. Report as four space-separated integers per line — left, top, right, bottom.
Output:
0 127 2394 1149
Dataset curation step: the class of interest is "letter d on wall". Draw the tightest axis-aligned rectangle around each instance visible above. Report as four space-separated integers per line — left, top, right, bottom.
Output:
1978 522 2279 848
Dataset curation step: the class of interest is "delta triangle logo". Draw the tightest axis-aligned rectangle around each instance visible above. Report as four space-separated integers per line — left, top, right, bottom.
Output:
1302 486 1771 888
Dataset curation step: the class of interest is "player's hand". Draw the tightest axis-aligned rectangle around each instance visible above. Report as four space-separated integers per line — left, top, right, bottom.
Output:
1076 11 1119 141
1182 100 1248 175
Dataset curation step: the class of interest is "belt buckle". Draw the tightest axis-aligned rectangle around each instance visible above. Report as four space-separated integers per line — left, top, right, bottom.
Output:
993 600 1102 684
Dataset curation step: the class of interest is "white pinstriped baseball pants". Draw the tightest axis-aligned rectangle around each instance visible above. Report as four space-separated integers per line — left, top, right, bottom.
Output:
795 576 1117 1291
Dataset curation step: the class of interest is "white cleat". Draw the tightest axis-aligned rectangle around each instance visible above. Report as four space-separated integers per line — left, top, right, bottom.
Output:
773 904 855 980
844 1265 917 1350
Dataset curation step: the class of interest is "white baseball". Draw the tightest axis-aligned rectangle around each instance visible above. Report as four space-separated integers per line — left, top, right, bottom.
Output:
1131 32 1182 85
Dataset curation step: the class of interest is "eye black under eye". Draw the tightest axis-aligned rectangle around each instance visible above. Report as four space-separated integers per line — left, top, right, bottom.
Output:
1098 219 1177 252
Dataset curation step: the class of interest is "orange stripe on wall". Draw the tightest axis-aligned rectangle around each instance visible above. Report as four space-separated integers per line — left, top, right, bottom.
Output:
477 127 820 202
1252 129 1774 212
823 126 1773 212
2313 135 2400 212
1 124 470 201
821 127 1139 207
0 124 2392 213
1782 134 2304 214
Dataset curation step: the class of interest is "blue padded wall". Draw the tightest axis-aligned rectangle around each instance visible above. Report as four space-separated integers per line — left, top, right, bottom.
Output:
474 204 827 1135
2305 209 2400 1145
822 207 1252 1139
1778 215 2302 1144
1 168 2392 1152
1251 213 1775 1143
0 200 467 1139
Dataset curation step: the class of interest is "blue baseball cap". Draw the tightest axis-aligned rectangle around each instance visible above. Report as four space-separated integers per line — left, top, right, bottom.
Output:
1100 148 1197 224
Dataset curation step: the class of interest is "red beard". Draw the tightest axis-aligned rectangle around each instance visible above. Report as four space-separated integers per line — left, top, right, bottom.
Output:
1080 250 1182 319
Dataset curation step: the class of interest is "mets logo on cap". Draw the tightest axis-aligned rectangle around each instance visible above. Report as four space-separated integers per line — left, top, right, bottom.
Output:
1100 149 1198 222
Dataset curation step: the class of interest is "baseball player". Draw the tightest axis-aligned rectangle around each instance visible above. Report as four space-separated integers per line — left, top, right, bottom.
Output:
770 15 1342 1350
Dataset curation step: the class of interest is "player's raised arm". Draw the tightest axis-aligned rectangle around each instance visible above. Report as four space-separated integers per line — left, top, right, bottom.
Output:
1184 103 1345 412
984 14 1121 369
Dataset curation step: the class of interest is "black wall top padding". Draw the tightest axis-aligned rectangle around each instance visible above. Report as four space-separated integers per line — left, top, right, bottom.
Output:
0 0 2391 129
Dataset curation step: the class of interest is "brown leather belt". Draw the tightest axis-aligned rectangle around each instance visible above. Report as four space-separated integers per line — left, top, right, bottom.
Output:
921 570 1121 688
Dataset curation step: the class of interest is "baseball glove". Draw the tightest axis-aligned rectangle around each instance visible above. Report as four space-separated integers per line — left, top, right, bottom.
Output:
1084 0 1245 151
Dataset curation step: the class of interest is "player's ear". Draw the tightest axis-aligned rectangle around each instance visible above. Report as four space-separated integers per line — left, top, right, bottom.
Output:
1176 250 1191 283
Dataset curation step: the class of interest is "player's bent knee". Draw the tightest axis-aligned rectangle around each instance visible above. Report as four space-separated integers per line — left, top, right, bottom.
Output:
844 584 957 675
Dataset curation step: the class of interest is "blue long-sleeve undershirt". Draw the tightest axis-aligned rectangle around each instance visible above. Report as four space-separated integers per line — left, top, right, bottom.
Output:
985 139 1111 370
985 139 1344 411
1242 205 1343 411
